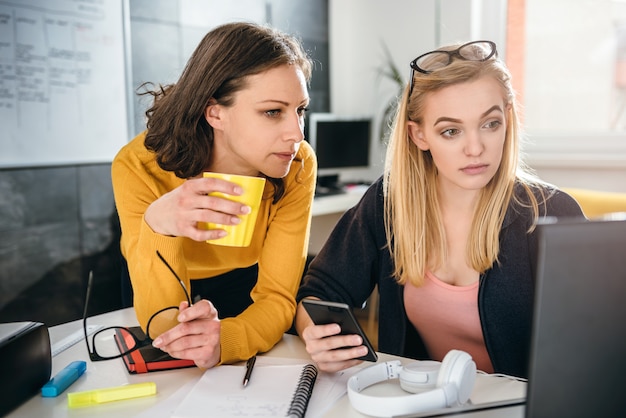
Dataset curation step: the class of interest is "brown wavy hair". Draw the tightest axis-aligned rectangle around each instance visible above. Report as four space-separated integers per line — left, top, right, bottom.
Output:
140 22 312 203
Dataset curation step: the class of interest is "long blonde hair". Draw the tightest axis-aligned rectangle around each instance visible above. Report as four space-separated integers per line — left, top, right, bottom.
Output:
383 43 542 286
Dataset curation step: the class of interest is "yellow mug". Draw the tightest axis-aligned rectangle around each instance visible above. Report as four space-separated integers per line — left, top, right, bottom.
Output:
201 173 266 247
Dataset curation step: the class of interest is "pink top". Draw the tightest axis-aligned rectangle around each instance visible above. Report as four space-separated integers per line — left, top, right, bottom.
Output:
403 271 494 373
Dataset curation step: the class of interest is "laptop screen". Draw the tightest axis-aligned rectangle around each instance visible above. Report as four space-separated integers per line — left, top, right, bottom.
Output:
527 216 626 418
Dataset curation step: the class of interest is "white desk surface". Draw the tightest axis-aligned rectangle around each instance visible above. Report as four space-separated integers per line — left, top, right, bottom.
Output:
8 308 526 417
311 187 367 217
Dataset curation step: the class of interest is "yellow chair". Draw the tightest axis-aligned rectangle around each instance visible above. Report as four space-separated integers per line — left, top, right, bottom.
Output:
561 187 626 218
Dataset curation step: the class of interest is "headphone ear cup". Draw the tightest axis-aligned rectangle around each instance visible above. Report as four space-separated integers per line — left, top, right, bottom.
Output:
399 360 440 393
436 349 477 406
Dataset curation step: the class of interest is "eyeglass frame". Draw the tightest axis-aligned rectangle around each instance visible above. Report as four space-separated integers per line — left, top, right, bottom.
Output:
408 40 498 95
82 250 193 362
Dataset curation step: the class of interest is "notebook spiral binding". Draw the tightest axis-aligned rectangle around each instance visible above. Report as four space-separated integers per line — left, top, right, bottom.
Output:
287 364 318 418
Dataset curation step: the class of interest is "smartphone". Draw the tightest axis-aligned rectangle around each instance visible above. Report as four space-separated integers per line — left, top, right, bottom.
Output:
301 299 378 362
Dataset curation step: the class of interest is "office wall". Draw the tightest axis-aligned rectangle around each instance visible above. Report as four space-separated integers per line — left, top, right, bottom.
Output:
0 0 329 324
0 163 121 325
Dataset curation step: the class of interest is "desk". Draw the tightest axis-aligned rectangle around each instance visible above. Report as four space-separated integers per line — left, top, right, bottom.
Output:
312 188 367 217
8 308 526 417
310 188 367 254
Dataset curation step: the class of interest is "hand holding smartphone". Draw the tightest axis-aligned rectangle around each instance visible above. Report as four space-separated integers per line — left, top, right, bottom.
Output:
301 299 378 362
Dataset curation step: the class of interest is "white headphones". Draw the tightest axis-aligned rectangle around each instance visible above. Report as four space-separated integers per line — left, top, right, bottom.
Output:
347 350 476 417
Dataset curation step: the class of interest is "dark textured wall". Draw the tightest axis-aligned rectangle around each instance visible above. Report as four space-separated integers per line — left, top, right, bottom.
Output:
0 164 122 326
0 0 329 327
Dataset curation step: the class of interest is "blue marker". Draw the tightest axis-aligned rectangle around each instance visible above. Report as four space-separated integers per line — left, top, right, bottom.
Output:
41 361 87 397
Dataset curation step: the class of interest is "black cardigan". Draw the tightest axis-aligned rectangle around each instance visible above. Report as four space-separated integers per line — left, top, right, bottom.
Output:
297 176 584 378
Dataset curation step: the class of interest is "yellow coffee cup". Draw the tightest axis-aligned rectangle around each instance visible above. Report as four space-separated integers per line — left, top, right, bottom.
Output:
201 172 266 247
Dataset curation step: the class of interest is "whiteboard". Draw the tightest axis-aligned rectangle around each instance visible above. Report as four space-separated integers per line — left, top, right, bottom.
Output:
0 0 129 168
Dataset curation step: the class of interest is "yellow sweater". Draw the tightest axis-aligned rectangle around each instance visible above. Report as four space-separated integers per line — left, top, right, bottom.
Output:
111 131 316 364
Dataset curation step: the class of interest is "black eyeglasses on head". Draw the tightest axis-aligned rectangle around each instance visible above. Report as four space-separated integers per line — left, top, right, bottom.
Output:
408 40 497 95
82 251 192 361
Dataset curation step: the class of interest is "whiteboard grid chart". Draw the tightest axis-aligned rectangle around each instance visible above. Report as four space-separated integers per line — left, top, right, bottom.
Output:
0 0 130 167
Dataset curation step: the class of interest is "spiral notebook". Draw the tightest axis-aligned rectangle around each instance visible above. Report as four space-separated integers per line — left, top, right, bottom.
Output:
172 361 322 418
287 364 317 417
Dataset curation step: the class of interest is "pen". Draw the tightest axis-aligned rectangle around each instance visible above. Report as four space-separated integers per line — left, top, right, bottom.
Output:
41 360 87 397
242 355 256 387
67 381 157 408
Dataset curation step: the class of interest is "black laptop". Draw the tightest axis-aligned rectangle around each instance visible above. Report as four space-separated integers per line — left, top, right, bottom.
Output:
526 215 626 418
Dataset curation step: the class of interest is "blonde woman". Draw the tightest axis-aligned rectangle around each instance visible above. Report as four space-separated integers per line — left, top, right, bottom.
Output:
295 41 583 378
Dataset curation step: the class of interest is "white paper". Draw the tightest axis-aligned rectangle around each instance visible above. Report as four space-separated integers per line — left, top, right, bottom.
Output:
172 364 308 418
171 360 357 418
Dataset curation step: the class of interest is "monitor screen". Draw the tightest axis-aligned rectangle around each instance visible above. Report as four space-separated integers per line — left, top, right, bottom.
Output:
308 113 371 177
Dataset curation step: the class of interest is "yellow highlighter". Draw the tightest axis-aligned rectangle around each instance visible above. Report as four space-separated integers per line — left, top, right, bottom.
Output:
68 382 157 408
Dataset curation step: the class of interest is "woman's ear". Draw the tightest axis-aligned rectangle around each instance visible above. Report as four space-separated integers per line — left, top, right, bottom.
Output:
204 99 223 129
407 121 429 151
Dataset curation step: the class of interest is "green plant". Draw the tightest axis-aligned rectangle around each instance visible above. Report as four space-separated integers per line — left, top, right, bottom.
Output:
376 41 405 144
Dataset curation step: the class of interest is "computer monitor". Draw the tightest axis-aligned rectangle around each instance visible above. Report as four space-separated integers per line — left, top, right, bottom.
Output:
307 113 372 186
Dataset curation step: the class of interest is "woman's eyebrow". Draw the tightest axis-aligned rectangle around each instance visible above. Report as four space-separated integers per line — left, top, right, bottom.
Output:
481 105 503 117
256 97 310 106
256 99 289 106
434 105 503 126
